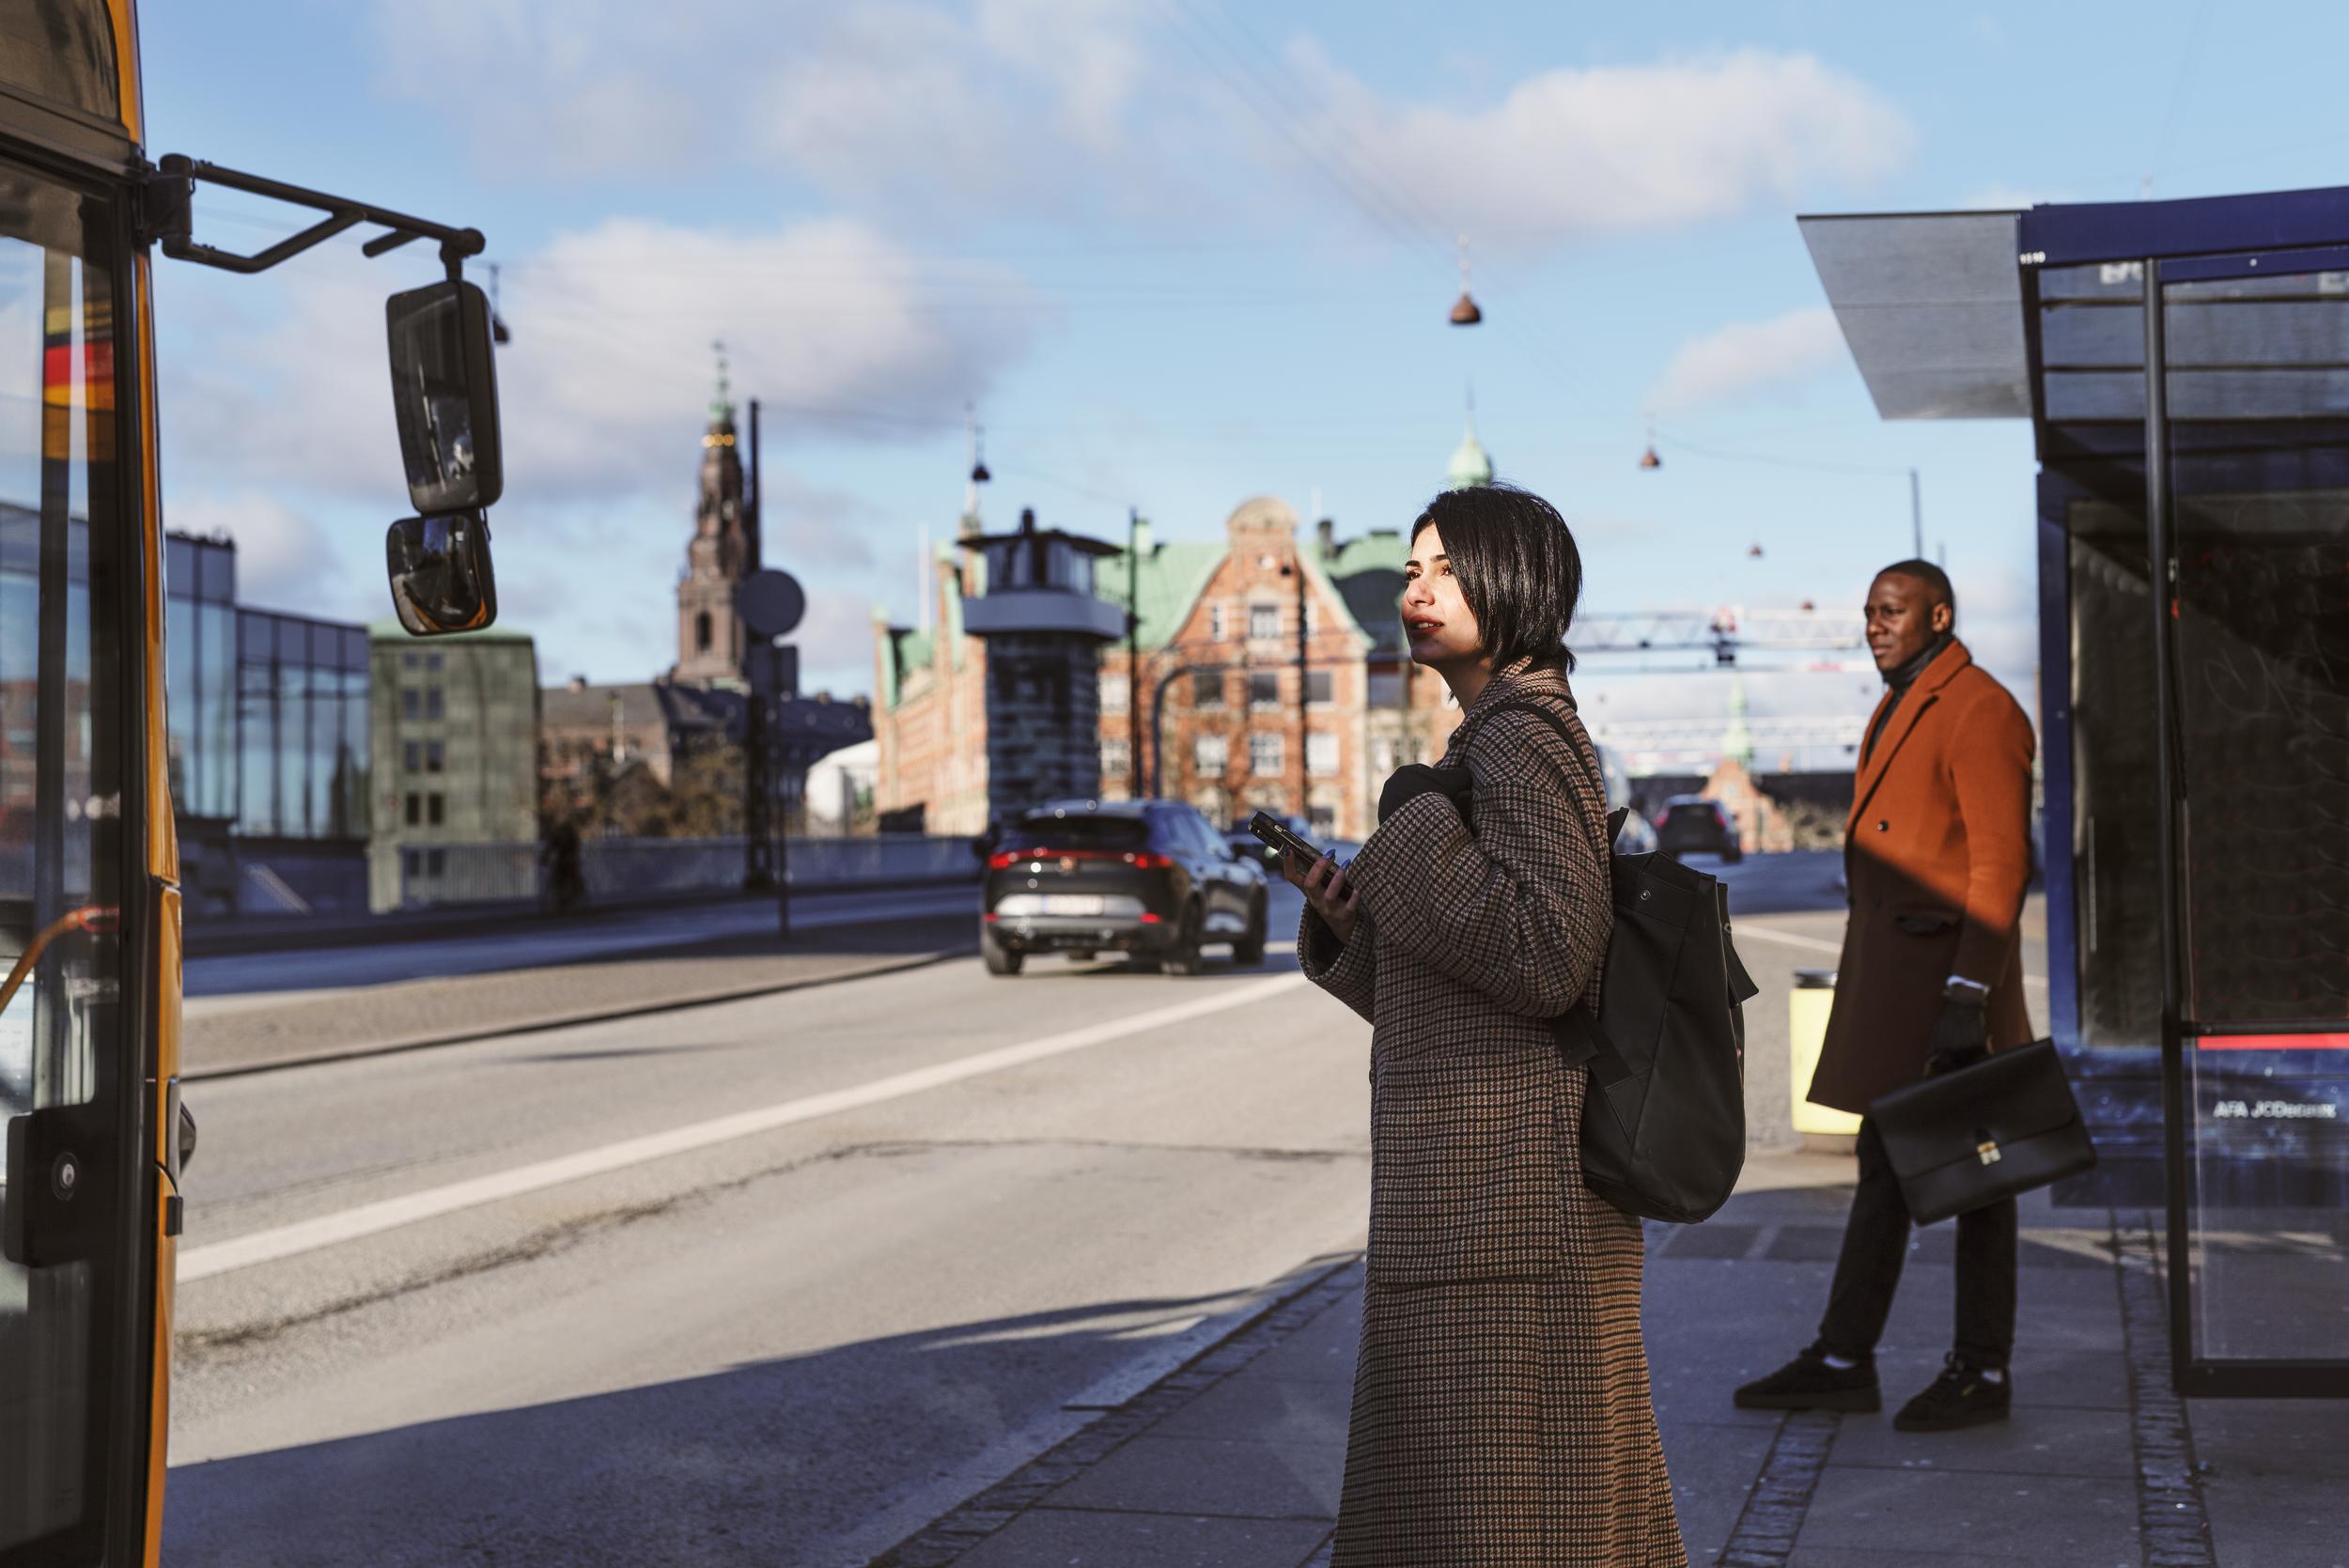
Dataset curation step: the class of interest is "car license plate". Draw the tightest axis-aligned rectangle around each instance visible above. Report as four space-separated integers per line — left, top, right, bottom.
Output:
1041 894 1105 916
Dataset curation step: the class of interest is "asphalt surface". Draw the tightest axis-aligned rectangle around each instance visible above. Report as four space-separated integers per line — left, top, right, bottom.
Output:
184 883 982 998
161 851 1904 1566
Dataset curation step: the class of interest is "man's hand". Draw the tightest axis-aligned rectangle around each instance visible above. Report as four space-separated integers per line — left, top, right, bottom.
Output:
1924 993 1990 1077
1284 851 1361 947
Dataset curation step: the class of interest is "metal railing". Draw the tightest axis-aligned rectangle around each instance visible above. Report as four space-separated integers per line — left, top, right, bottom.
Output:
394 834 979 909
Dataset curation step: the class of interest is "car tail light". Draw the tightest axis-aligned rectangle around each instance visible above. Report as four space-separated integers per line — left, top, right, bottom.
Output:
1126 851 1172 869
1715 808 1732 830
987 851 1021 870
1654 807 1670 826
1139 911 1162 924
982 911 998 922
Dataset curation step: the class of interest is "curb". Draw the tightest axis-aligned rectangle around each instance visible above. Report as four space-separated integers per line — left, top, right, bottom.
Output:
866 1249 1363 1568
183 945 974 1081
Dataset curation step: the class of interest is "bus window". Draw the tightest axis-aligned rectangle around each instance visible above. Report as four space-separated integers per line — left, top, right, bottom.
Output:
0 166 128 1559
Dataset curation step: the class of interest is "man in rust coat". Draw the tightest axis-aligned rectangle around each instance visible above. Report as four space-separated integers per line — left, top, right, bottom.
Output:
1736 560 2036 1432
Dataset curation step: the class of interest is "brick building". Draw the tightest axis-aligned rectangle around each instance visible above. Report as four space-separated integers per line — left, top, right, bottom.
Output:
875 494 1462 841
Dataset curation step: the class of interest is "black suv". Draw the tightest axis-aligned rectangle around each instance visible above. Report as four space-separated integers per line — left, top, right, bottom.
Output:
1655 794 1744 862
982 799 1268 977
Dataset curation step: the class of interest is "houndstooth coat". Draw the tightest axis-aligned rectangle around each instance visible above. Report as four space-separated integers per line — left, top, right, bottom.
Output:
1300 659 1686 1568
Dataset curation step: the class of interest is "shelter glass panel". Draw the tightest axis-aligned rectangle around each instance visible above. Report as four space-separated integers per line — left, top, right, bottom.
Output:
2156 262 2349 1371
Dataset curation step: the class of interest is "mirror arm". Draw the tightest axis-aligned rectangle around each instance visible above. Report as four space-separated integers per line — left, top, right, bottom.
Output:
139 155 488 278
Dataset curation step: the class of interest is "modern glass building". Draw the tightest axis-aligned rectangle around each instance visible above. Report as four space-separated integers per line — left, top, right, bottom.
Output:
164 532 371 914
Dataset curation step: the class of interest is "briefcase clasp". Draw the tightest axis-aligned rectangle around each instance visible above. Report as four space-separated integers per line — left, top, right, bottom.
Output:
1977 1138 2001 1167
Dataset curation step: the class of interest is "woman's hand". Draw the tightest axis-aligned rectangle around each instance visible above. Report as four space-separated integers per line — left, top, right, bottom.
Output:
1284 851 1361 947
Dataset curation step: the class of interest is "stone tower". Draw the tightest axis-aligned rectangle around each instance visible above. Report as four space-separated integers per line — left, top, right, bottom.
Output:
675 349 750 687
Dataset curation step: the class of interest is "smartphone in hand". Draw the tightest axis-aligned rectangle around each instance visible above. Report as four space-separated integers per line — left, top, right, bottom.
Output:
1249 811 1329 869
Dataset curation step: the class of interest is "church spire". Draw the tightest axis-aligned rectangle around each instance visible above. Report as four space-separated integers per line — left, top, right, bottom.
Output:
1447 380 1493 489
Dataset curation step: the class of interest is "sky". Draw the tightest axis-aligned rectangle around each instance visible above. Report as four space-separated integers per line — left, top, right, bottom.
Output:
137 0 2349 729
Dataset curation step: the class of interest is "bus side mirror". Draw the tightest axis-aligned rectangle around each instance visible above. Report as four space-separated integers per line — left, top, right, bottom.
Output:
386 279 503 515
386 512 498 636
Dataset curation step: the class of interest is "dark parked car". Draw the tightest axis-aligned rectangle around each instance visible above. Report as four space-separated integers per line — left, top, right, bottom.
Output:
982 799 1268 977
1655 794 1743 862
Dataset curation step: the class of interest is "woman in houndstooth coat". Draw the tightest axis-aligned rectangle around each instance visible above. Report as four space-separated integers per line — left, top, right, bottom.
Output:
1287 485 1685 1567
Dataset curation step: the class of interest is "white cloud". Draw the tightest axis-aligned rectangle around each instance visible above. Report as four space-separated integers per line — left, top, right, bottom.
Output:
1285 46 1913 242
374 0 1179 225
1648 305 1846 414
161 216 1040 505
163 490 355 615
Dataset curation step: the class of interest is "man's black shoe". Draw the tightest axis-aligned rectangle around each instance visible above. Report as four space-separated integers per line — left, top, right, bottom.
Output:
1733 1343 1881 1413
1893 1354 2013 1432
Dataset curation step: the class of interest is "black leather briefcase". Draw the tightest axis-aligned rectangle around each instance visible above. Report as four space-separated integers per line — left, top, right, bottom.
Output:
1867 1040 2096 1225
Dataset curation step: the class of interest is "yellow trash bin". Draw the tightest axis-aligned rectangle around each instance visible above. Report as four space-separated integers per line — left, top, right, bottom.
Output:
1789 968 1862 1137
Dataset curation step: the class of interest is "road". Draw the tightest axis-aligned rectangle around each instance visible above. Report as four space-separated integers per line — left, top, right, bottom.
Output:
162 852 1887 1565
185 883 982 998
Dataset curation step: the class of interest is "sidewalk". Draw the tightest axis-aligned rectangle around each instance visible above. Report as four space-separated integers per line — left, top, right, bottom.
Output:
182 913 976 1077
870 1151 2349 1568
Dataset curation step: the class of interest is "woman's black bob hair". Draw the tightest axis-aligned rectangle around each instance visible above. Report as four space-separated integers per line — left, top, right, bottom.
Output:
1408 482 1584 674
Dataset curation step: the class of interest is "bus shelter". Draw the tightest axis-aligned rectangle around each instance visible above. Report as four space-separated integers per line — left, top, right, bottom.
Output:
1802 186 2349 1398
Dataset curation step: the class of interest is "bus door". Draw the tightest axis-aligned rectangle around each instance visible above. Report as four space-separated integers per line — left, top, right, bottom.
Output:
0 162 140 1563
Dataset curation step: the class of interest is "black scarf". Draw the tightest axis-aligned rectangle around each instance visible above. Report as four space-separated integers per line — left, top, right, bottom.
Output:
1862 633 1952 765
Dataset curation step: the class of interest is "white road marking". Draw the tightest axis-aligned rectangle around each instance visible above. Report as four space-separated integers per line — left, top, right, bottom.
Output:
1737 922 2050 990
179 972 1311 1282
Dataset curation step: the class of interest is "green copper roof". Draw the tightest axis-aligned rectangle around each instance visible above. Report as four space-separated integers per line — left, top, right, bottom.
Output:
1447 418 1493 489
1095 538 1226 649
1323 530 1409 654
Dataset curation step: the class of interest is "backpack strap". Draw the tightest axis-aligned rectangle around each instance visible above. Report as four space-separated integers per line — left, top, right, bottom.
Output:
1480 699 1616 873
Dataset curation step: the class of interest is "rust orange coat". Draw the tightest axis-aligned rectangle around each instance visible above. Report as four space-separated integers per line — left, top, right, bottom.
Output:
1809 639 2037 1115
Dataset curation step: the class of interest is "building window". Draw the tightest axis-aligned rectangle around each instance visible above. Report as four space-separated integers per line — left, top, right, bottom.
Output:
1367 670 1405 708
1250 732 1283 775
1307 670 1333 706
426 740 444 772
403 740 421 773
425 653 443 672
1371 737 1397 774
1102 737 1130 778
402 651 418 670
695 612 713 653
401 847 420 878
427 792 444 827
1191 670 1224 708
425 687 444 721
1194 734 1229 774
1100 674 1129 714
426 847 446 877
1309 803 1337 838
1307 732 1339 776
404 792 421 826
1249 603 1281 640
1207 603 1226 641
1249 672 1281 709
401 688 419 720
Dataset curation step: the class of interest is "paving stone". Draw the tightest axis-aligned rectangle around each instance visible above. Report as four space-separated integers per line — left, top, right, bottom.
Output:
1150 1374 1351 1444
2201 1466 2349 1568
1045 1434 1343 1519
951 1510 1330 1568
1828 1403 2135 1479
1657 1418 1780 1563
1797 1467 2138 1560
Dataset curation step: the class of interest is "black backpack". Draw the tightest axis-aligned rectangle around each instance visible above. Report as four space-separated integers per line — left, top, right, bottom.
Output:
1489 703 1760 1225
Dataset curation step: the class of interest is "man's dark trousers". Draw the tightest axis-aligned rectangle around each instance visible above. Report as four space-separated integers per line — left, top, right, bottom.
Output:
1818 1117 2017 1369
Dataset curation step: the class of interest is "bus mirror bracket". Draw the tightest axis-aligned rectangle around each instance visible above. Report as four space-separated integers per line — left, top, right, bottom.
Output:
136 154 486 281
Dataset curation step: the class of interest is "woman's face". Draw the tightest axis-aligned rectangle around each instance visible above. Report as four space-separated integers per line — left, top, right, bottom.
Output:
1401 522 1485 669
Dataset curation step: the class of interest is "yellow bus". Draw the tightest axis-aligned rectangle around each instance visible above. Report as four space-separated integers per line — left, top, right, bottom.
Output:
1 4 501 1560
